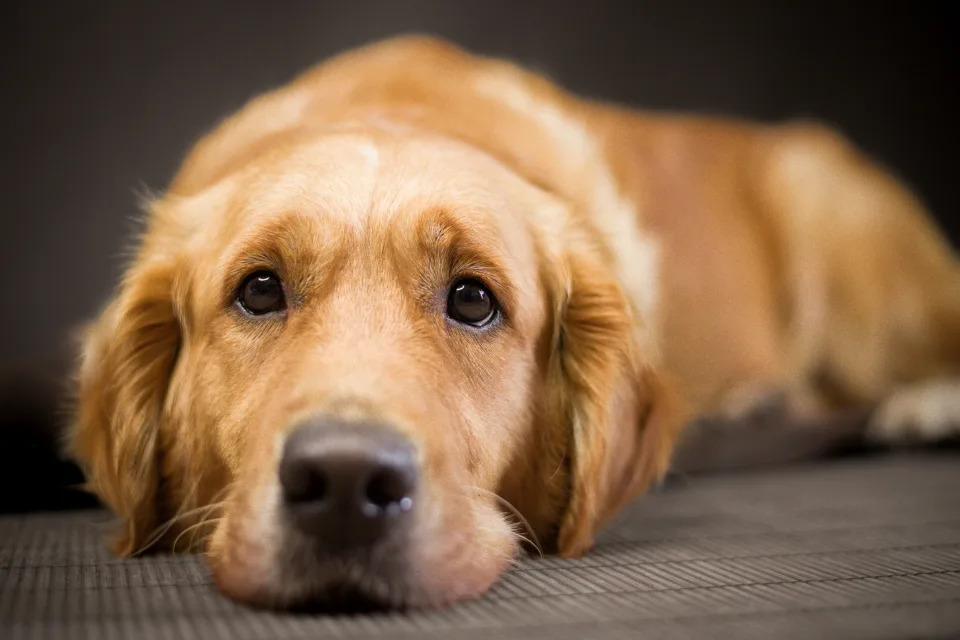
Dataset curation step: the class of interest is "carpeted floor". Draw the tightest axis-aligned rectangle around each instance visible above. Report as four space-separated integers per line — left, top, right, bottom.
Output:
2 452 959 639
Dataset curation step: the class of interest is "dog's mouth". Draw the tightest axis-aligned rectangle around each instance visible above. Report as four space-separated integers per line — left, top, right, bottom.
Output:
280 542 425 610
216 545 454 612
209 497 517 611
212 546 416 611
282 573 415 613
209 502 453 611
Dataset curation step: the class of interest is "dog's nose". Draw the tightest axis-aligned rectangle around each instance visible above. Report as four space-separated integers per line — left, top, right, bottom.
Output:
279 419 417 548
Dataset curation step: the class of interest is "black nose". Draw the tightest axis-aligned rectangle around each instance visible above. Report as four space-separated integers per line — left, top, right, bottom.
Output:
279 419 418 548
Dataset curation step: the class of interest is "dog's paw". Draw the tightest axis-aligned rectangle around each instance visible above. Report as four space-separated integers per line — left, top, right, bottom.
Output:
867 379 960 445
712 381 823 425
714 384 787 424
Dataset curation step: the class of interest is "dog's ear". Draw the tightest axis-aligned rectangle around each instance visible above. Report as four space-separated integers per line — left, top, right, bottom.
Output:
71 250 180 555
550 236 680 557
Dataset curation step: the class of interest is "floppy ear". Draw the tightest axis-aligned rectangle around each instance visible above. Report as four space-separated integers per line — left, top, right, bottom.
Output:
71 253 180 555
552 238 680 557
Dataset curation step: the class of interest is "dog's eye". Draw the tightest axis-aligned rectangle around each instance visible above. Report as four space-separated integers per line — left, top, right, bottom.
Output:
447 279 497 327
238 270 285 315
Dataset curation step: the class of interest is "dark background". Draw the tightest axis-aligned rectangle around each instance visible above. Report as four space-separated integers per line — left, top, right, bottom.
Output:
1 1 957 509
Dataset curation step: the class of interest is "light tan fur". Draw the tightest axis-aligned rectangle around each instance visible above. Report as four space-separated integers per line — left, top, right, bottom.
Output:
71 36 960 608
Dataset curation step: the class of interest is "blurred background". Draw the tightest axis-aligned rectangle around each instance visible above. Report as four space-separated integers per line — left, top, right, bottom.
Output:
1 1 957 509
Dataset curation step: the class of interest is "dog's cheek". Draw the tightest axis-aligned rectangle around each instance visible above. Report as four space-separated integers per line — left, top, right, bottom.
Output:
205 476 283 605
412 495 518 605
207 517 273 606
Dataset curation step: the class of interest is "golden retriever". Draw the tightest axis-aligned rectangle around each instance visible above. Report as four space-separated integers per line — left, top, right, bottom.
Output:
71 36 960 609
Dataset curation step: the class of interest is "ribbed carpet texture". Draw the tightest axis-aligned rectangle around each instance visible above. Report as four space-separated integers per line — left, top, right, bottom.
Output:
2 453 959 639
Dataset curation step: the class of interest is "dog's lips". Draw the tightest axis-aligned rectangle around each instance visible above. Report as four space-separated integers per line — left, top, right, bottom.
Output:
212 552 440 611
208 512 430 610
277 571 418 612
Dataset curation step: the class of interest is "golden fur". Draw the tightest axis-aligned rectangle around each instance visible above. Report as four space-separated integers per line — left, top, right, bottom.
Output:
71 36 960 608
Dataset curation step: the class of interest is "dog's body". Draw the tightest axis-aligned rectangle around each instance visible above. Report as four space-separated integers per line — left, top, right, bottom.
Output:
72 37 960 609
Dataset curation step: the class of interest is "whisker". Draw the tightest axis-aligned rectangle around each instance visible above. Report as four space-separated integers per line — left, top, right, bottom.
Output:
465 486 543 558
135 501 229 552
133 510 202 556
131 483 200 556
200 483 236 510
131 481 235 556
513 533 540 553
173 518 224 554
547 457 565 483
191 536 217 553
187 500 229 549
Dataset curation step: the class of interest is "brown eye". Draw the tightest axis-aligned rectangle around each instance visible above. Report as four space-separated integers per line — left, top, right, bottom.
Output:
238 270 285 315
447 279 497 327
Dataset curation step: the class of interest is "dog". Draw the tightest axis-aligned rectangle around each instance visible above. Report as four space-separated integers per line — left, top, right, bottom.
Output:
70 36 960 609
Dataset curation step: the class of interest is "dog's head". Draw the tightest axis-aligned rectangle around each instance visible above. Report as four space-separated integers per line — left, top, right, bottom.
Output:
72 125 676 608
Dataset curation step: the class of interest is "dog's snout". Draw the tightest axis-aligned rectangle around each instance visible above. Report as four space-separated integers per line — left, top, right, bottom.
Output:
279 419 417 547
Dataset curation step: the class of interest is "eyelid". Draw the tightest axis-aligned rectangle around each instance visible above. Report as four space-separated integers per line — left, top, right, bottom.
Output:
224 260 283 307
450 271 509 321
234 271 289 320
446 277 503 331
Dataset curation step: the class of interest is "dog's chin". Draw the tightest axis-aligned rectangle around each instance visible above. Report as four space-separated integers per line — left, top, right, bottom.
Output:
286 582 407 613
247 568 424 613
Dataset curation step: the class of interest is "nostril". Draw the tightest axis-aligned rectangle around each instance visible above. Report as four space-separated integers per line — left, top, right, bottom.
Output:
281 462 329 505
364 466 414 515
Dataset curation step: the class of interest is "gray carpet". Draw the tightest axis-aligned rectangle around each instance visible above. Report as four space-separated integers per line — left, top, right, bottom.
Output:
2 453 959 639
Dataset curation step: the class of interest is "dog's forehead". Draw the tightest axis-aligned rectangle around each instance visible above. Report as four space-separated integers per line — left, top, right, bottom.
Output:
180 129 548 316
235 131 521 231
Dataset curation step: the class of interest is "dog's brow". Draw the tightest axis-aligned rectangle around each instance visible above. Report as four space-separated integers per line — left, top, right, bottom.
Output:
217 212 346 300
410 207 518 315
